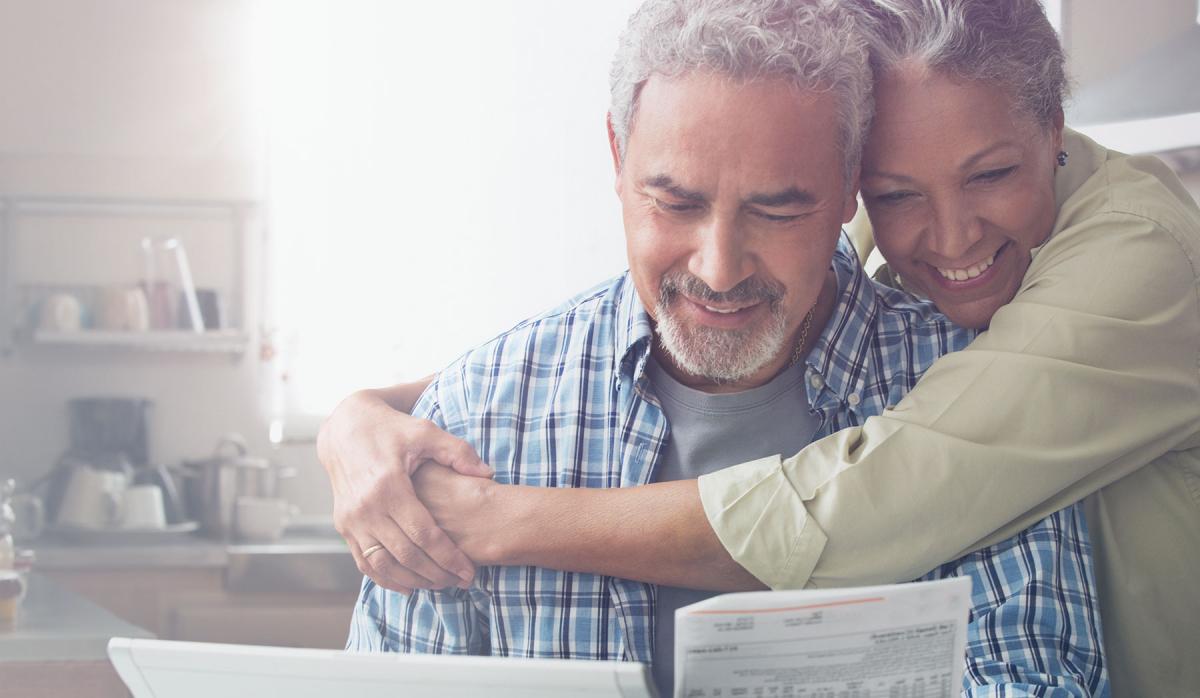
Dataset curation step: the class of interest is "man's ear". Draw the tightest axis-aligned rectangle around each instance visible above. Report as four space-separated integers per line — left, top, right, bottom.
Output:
842 167 861 224
606 113 623 194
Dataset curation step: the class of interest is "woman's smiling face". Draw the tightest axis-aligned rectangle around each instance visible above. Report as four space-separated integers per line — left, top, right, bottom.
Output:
861 67 1064 329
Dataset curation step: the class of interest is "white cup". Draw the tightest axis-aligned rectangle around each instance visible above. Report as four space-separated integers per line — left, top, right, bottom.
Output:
97 286 150 331
57 466 127 530
234 497 298 542
39 293 83 332
120 485 167 530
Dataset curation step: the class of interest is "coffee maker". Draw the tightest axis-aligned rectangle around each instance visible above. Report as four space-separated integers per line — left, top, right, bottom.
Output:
43 398 152 525
69 397 152 468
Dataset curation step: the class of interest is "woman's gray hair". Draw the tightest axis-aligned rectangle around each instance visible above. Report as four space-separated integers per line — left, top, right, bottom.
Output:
609 0 873 183
852 0 1069 126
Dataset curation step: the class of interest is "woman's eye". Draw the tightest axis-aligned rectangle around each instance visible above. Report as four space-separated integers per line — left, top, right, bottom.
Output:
971 165 1018 183
873 191 915 205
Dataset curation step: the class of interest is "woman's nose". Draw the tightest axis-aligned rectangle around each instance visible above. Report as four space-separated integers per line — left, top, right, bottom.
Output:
928 198 984 261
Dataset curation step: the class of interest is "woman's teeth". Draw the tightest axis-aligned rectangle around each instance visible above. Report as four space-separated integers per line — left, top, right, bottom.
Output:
936 252 996 282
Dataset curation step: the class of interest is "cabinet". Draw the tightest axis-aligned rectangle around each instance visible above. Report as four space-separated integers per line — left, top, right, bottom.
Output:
0 195 256 357
44 566 358 650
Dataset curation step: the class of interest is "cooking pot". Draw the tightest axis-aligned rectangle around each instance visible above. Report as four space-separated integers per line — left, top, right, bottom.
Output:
182 433 294 539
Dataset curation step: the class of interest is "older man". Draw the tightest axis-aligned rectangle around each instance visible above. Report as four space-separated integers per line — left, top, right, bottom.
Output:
344 1 1106 695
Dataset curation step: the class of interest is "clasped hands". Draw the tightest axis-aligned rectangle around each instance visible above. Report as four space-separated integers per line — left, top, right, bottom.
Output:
318 389 500 594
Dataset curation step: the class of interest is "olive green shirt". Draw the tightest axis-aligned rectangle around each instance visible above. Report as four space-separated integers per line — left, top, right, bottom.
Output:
697 128 1200 696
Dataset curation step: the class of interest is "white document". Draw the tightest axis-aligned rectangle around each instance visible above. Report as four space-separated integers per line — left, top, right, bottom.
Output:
674 576 972 698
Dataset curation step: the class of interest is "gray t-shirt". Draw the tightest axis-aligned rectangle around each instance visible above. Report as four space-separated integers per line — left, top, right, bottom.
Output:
645 356 818 696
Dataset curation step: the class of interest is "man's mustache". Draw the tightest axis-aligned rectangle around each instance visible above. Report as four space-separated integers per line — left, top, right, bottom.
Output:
659 273 785 308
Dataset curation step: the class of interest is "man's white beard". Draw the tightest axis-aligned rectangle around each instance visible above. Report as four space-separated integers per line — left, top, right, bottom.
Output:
654 273 790 384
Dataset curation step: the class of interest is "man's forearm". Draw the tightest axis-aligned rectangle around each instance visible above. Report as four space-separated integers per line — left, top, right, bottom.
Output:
478 479 767 592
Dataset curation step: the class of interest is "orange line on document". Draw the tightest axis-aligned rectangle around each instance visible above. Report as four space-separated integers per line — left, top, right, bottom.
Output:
686 596 886 615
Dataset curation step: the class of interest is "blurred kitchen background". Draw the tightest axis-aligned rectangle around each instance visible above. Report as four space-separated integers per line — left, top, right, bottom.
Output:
0 0 1197 688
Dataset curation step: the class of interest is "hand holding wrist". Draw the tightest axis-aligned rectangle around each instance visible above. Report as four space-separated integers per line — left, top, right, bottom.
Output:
318 385 483 593
411 467 533 566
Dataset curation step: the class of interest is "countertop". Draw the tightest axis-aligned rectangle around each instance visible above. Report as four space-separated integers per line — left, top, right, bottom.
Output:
29 531 362 595
31 532 351 571
0 573 154 662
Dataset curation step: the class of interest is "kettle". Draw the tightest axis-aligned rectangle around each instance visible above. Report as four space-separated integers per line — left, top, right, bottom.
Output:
182 433 294 539
1 480 45 543
54 461 129 530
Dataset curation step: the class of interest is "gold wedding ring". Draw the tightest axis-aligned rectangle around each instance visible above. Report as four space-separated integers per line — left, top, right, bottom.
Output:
362 543 385 558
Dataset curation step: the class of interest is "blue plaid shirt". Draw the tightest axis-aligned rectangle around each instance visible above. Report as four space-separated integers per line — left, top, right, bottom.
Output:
348 237 1108 696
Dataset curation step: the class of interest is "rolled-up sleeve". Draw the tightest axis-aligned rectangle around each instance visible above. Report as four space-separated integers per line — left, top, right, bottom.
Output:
700 208 1200 590
698 454 827 590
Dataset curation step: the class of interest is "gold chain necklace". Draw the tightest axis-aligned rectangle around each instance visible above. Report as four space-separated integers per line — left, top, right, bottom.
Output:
789 308 815 367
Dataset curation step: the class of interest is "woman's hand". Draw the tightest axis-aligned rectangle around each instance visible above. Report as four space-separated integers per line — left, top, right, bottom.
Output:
412 464 510 564
317 387 494 594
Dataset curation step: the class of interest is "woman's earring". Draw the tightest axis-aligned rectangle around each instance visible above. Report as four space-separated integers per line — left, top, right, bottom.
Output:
1057 150 1069 167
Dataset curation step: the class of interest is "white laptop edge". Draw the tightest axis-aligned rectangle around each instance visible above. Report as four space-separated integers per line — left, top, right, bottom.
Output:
106 637 658 698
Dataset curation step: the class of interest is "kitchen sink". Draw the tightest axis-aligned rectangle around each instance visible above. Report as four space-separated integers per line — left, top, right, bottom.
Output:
224 534 361 594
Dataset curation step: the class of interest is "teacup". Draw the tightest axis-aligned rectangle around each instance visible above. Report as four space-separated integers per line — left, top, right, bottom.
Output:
120 485 167 530
234 497 299 542
39 293 83 332
97 286 150 332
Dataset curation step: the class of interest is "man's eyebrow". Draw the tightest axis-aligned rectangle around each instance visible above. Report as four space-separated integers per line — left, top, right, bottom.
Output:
745 187 816 207
640 175 707 202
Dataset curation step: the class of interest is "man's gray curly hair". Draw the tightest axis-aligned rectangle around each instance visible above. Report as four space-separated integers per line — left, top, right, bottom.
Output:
608 0 874 184
852 0 1069 127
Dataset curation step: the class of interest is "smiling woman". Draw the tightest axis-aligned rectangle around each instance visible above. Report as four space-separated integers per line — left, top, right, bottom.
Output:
862 69 1062 329
255 0 639 420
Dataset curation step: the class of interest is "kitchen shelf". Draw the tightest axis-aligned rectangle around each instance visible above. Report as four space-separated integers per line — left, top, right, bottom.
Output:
1 195 258 357
31 329 249 353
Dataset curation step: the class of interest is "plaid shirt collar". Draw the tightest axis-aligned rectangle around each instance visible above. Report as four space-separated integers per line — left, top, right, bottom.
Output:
613 273 656 394
804 235 882 407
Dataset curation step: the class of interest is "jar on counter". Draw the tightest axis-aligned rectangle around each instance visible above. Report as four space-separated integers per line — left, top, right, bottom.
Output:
0 570 25 626
0 533 11 570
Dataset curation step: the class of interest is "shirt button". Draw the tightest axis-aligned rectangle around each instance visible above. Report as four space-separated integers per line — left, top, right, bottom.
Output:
809 374 824 389
847 393 861 407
